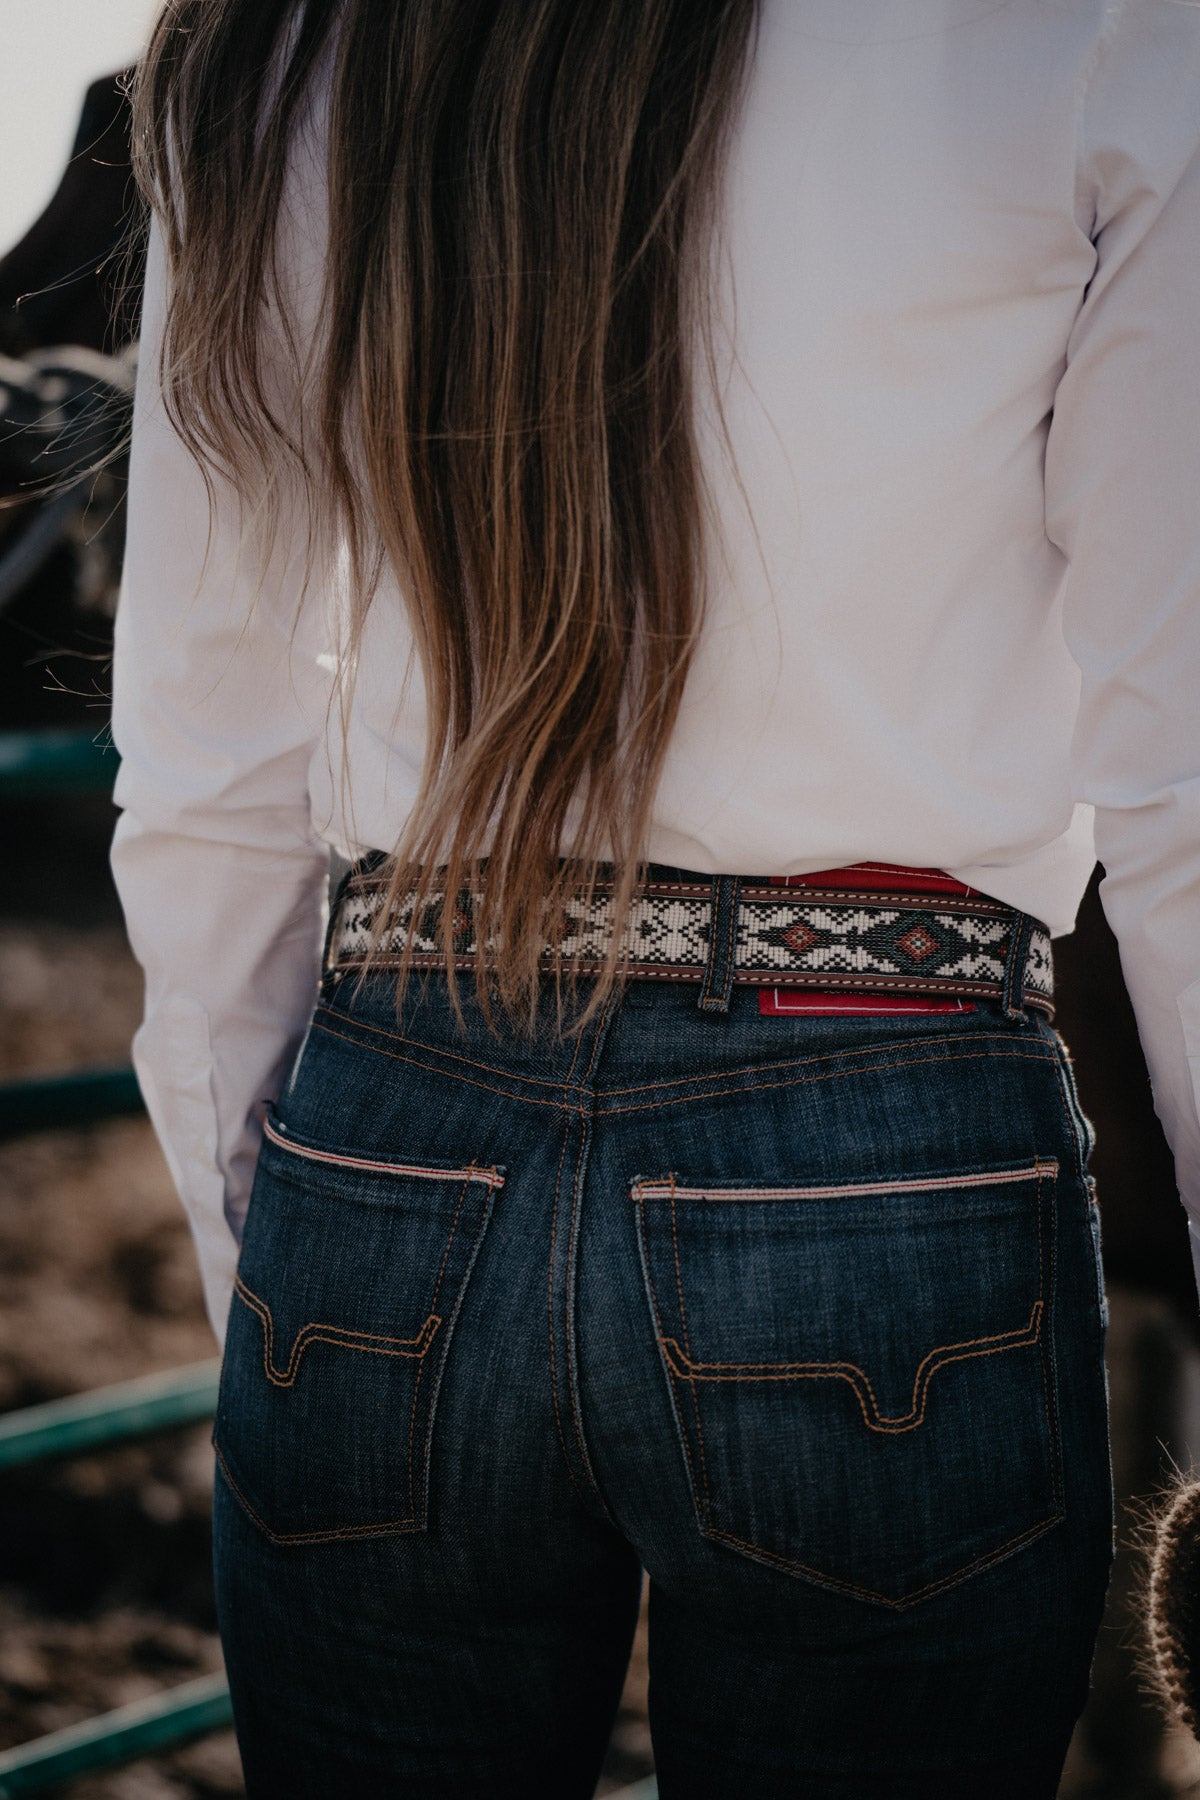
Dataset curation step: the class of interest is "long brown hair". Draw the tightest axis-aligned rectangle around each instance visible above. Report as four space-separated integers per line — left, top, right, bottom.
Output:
132 0 758 1022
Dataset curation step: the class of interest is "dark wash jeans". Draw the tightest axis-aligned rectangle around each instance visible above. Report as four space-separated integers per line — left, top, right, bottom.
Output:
212 931 1114 1799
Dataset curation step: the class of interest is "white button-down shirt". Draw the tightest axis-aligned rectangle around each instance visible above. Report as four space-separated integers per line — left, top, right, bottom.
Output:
111 0 1200 1342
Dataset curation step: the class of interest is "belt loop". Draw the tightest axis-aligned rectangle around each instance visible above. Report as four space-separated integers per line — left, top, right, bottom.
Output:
698 876 742 1014
321 862 356 975
1000 910 1035 1021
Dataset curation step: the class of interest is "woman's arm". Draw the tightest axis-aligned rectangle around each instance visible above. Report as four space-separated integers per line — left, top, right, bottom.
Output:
1045 0 1200 1298
110 217 332 1344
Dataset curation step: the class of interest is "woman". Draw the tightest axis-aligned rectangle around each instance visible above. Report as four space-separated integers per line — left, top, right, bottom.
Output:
110 2 1200 1795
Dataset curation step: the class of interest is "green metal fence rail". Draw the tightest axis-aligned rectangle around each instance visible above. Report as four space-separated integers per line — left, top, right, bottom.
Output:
0 1368 232 1792
0 1368 661 1797
0 711 233 1796
0 1068 144 1142
0 727 119 797
0 1675 233 1799
0 722 660 1798
0 1362 221 1472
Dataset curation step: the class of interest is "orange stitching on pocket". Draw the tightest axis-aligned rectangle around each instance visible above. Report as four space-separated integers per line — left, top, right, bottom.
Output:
225 1164 499 1537
669 1174 714 1522
214 1443 422 1545
407 1174 472 1519
233 1277 441 1387
635 1163 1062 1598
633 1196 706 1519
705 1508 1062 1611
657 1300 1044 1434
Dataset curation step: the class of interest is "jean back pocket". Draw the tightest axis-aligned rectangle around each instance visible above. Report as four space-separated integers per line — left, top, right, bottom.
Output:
214 1115 502 1545
634 1159 1063 1608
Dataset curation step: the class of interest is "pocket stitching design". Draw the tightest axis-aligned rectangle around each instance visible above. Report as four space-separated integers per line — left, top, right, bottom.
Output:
656 1299 1044 1433
233 1276 442 1386
635 1163 1064 1608
217 1153 502 1544
705 1510 1063 1612
213 1443 425 1547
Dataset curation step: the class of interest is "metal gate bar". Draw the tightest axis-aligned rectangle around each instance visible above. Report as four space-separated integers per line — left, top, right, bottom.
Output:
0 728 118 796
0 1068 144 1142
0 1362 221 1471
0 1674 233 1797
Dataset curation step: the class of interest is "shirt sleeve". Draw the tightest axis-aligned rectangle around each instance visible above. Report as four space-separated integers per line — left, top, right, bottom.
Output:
1044 0 1200 1303
110 215 333 1345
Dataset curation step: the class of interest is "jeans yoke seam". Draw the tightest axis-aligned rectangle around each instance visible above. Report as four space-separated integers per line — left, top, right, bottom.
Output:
603 1046 1056 1117
599 1030 1048 1099
321 1012 1046 1104
314 1004 576 1092
311 1017 584 1114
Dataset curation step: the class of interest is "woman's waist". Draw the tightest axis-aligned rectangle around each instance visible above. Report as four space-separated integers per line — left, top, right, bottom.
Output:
326 856 1055 1020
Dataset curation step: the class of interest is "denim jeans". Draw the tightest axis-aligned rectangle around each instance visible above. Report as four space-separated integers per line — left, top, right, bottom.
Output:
212 914 1114 1799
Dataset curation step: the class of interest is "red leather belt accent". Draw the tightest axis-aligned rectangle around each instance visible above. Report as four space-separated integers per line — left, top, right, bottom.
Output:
758 864 977 1017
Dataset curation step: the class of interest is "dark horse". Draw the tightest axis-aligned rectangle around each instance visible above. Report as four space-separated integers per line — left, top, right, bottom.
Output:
0 74 139 730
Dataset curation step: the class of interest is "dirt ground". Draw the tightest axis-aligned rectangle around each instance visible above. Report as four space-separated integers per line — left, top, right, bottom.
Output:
2 791 1200 1799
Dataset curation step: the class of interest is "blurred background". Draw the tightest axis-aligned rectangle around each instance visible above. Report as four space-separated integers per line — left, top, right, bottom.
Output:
0 9 1198 1798
0 3 158 258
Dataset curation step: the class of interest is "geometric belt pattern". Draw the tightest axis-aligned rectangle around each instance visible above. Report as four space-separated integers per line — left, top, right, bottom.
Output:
328 873 1054 1015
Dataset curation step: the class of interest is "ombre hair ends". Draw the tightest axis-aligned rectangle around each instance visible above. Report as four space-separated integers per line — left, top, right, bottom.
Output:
132 0 758 1025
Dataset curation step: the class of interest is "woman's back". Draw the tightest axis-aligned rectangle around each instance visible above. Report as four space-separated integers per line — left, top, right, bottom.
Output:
108 2 1200 1791
338 0 1148 913
113 0 1200 1310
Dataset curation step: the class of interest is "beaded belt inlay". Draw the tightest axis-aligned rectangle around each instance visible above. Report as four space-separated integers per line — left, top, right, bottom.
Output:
328 871 1054 1016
